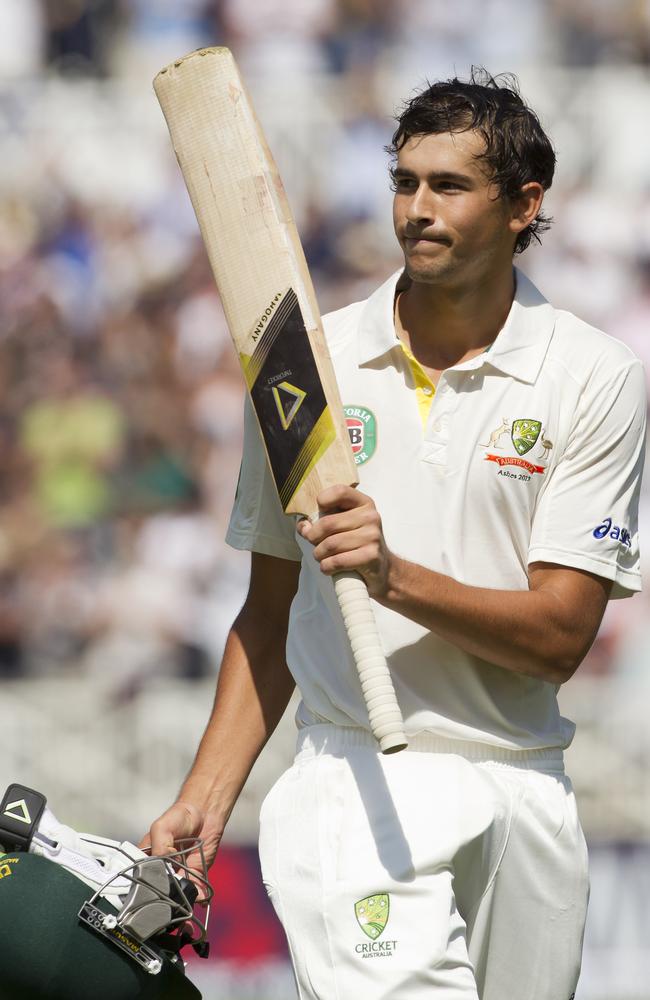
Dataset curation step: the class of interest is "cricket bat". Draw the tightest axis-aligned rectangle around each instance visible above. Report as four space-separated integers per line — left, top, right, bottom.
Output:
154 47 406 754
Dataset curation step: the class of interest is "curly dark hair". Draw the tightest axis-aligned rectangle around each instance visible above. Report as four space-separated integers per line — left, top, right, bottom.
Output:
387 69 556 254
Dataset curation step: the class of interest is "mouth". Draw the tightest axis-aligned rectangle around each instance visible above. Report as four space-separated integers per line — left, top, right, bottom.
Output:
403 235 450 251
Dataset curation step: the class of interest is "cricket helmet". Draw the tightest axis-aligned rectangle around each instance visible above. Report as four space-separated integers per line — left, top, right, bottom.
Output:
0 784 213 1000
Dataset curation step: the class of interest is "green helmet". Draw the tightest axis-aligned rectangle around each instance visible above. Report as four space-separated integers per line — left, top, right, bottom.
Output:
0 785 212 1000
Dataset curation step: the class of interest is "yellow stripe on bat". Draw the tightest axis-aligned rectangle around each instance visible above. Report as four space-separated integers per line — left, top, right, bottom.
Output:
279 407 336 510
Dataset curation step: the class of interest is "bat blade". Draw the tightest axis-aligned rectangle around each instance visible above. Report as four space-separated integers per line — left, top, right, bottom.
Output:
154 47 406 754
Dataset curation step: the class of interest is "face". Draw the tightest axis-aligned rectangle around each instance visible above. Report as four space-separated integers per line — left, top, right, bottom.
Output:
392 130 518 288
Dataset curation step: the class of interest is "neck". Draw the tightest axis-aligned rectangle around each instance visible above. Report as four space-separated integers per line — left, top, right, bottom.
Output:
396 266 516 370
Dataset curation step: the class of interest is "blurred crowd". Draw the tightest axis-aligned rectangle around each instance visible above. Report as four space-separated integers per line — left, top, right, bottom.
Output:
0 227 250 689
0 0 649 692
3 1 650 80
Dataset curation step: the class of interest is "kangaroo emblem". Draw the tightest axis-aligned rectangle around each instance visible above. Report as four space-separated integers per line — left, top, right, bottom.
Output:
538 428 553 461
481 417 510 449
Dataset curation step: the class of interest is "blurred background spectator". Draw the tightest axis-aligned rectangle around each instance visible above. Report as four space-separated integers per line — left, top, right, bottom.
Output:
1 4 649 997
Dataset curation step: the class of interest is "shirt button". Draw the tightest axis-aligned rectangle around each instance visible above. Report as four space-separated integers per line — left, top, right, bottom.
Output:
422 386 433 396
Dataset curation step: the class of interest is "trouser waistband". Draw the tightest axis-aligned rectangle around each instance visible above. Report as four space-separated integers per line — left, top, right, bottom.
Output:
296 724 565 773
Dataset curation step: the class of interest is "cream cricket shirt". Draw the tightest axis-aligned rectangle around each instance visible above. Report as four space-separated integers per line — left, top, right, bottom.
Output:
227 269 646 750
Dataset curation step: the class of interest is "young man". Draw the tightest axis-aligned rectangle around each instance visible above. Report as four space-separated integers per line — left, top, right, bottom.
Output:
145 72 645 998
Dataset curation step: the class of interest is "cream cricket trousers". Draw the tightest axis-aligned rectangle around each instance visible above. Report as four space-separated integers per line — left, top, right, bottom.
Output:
258 725 589 1000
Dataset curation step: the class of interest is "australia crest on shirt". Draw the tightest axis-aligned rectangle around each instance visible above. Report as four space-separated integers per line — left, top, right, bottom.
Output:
479 416 552 480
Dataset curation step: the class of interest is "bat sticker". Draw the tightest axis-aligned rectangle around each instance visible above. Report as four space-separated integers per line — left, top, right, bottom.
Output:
242 287 335 509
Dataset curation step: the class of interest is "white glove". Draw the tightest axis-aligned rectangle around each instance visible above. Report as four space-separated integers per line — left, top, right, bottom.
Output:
32 806 147 911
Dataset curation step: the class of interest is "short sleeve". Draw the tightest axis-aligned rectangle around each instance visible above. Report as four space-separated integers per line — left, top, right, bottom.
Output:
529 360 646 597
226 397 302 561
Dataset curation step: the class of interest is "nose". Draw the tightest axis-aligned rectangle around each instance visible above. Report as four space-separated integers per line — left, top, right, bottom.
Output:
405 182 435 224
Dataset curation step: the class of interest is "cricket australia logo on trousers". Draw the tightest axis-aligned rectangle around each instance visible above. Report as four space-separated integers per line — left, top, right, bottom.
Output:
354 893 398 958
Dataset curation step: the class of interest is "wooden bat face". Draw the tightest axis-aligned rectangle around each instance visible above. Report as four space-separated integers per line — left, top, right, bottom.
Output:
153 47 357 518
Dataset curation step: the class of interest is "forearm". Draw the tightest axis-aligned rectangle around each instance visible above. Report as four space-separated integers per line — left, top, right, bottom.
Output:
179 614 295 826
299 484 610 684
380 555 604 683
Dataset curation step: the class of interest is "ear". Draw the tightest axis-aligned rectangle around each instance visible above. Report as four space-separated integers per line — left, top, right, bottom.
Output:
508 182 545 236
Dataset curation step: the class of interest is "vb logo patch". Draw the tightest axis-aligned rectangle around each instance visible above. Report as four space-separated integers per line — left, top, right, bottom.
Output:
344 406 377 466
354 893 398 958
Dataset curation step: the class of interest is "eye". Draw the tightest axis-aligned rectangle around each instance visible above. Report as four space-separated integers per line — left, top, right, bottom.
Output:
389 170 416 192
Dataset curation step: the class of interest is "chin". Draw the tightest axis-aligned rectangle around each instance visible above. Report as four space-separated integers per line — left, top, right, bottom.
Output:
403 258 449 284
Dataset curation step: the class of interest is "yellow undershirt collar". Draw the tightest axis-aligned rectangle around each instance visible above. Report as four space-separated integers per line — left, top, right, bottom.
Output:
398 340 436 428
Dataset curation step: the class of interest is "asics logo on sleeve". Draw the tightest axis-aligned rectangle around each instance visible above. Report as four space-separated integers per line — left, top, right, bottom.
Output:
592 517 632 547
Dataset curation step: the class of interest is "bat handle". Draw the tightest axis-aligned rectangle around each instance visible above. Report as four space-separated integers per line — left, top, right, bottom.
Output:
333 571 408 754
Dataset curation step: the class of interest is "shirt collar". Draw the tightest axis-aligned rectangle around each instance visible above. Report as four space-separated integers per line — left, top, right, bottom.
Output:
484 268 556 383
356 266 556 384
356 269 406 366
